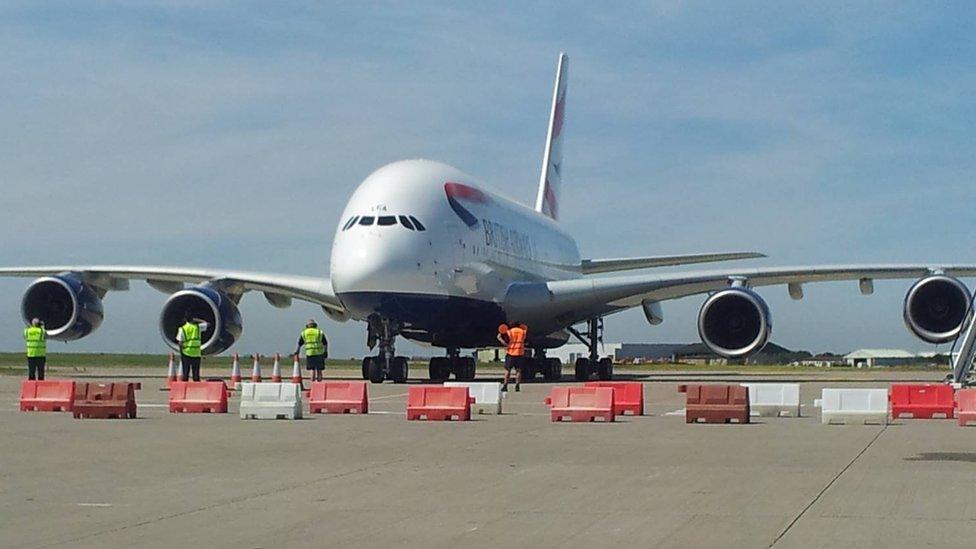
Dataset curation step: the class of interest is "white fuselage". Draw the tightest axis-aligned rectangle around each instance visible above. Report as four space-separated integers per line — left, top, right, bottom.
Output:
330 159 581 348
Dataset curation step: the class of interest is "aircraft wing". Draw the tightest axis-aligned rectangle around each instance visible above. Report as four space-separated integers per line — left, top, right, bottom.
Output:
504 264 976 324
0 265 348 318
579 251 765 274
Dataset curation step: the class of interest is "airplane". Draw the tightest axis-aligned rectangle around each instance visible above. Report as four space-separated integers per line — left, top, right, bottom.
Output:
3 52 976 384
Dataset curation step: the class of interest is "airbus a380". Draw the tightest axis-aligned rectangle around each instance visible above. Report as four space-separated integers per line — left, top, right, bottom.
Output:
4 53 976 384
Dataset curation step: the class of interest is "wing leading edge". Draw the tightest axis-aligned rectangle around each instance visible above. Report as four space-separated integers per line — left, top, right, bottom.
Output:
504 264 976 325
0 266 347 318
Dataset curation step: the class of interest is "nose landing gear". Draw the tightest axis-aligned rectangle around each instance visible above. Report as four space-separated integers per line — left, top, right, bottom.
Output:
362 316 409 384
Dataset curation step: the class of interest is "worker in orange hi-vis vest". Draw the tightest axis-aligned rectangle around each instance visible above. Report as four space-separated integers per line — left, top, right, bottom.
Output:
497 322 527 392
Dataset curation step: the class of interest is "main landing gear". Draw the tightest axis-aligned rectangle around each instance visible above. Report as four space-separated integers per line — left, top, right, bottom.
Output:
567 317 614 382
521 349 563 381
428 348 476 382
361 316 409 384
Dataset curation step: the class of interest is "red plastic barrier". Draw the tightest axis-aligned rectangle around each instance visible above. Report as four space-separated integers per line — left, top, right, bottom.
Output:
169 381 228 413
20 380 76 412
406 386 474 421
73 382 141 419
544 386 615 422
584 381 644 416
309 381 368 414
679 384 749 424
956 389 976 427
889 384 955 419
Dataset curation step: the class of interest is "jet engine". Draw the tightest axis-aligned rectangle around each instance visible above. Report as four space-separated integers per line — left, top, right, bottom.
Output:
21 273 104 340
698 287 772 359
159 285 243 355
903 275 972 344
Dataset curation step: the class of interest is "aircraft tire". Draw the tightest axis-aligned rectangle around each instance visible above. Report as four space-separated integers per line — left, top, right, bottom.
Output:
428 357 449 381
361 357 370 380
367 356 385 384
544 358 563 381
597 357 613 381
574 358 590 382
391 356 409 384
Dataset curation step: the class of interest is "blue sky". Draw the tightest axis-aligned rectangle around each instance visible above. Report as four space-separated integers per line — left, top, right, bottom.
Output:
2 2 975 358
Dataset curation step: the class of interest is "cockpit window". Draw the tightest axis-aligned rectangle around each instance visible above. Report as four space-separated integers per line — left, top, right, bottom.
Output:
359 216 375 226
398 215 415 230
409 216 426 231
342 216 358 231
377 216 397 226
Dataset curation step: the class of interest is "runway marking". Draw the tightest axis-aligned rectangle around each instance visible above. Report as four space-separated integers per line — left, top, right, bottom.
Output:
140 404 168 408
369 393 408 401
665 408 685 416
77 503 112 507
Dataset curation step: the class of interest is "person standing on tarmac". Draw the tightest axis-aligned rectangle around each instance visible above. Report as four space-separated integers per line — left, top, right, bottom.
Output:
497 322 527 392
175 314 207 382
24 318 46 380
295 319 328 382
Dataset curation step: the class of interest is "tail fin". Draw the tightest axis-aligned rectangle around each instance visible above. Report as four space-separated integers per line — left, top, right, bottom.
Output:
535 52 568 221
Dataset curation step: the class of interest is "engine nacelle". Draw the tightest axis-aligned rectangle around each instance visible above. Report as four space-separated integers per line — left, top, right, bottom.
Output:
903 275 971 344
698 287 772 359
159 285 243 355
21 273 104 341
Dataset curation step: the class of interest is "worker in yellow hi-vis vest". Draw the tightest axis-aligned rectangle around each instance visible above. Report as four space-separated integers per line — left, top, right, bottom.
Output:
175 314 208 382
295 319 329 382
24 318 46 380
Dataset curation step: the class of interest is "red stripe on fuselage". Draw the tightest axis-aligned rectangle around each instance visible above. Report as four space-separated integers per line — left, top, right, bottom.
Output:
444 182 490 203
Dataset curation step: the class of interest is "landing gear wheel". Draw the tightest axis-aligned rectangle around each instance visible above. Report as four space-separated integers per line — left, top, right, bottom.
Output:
597 357 613 381
574 358 591 382
457 357 476 381
428 357 449 382
544 358 563 381
390 356 409 384
361 357 370 380
367 356 386 384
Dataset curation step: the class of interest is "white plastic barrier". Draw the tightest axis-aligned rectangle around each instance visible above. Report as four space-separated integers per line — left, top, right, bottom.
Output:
740 383 800 417
443 382 503 414
239 382 303 420
818 388 888 425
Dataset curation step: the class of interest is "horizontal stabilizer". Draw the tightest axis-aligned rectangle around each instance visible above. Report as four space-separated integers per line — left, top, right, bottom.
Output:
580 252 765 275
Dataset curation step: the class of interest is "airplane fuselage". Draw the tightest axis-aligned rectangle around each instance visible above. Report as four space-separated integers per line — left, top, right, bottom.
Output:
330 159 581 348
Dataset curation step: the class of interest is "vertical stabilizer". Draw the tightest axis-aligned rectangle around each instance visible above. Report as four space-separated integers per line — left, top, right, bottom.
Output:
535 52 568 221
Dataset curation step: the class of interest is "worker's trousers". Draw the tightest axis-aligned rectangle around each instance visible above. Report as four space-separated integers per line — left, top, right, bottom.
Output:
27 356 45 380
181 354 201 382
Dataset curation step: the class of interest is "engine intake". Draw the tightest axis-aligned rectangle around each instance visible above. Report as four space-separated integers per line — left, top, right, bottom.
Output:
698 287 771 359
21 273 104 340
903 275 971 344
159 286 243 355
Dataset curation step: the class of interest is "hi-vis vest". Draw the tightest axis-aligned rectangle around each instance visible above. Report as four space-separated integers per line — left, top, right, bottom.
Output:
302 327 326 357
506 326 526 357
24 326 46 358
180 322 202 358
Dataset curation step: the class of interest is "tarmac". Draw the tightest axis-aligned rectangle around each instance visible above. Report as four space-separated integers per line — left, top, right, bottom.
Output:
3 367 976 549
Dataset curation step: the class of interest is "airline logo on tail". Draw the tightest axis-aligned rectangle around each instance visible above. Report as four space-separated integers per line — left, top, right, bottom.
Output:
536 53 568 222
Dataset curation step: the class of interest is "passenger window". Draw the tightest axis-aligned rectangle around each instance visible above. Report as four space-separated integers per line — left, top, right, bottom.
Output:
399 215 415 230
409 216 426 231
359 216 375 226
342 216 358 231
377 216 396 226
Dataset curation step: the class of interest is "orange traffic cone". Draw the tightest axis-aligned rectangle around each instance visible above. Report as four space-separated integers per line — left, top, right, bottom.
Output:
251 353 262 382
163 353 177 390
291 354 303 386
271 353 282 382
230 352 242 390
